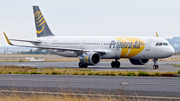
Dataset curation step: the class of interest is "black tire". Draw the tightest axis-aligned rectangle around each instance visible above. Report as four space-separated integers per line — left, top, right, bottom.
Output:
84 65 88 68
79 62 83 68
116 61 120 68
111 61 116 68
153 65 159 69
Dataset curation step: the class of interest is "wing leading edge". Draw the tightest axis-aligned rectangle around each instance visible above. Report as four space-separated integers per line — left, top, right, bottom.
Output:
3 32 83 52
3 32 106 55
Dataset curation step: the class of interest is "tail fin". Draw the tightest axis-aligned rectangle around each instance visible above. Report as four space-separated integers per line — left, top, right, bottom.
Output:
33 6 54 37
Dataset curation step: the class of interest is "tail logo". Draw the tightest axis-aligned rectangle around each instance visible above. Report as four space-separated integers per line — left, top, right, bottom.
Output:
34 11 45 34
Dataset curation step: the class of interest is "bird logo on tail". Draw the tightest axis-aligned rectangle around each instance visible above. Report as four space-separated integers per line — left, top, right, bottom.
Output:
34 11 46 34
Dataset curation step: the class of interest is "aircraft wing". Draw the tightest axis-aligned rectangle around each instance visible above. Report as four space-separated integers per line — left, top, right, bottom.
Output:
3 32 83 52
3 32 106 55
10 39 41 43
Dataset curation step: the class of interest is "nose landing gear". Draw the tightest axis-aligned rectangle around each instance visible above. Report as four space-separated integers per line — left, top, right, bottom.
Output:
152 59 159 69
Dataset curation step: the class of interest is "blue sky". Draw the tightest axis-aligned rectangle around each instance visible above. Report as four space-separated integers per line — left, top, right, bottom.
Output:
0 0 180 46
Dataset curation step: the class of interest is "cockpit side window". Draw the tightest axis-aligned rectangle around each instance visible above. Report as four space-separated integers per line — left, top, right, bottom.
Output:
156 43 159 46
163 43 168 46
155 42 168 46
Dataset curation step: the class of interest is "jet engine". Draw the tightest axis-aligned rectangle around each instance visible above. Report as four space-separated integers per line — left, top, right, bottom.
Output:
79 52 101 65
129 59 149 65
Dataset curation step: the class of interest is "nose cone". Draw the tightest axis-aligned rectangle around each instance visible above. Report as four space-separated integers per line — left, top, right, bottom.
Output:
166 46 175 57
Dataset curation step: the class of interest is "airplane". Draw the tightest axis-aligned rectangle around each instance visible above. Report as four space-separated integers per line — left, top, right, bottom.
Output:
3 6 175 69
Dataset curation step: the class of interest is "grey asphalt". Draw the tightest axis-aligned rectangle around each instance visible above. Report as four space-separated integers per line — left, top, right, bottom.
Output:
0 61 180 72
0 61 180 99
0 74 179 100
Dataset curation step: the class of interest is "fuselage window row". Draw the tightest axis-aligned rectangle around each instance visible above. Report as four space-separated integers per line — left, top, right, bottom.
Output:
52 43 110 45
52 43 79 45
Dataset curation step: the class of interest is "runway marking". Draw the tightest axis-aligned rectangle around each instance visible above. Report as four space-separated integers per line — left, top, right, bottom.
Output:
0 79 180 86
0 90 180 100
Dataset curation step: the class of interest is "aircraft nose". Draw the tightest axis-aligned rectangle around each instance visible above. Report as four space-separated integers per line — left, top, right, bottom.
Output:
168 46 175 56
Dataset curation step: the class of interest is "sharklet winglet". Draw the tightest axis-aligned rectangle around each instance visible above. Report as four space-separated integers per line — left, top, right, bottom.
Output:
3 32 13 45
156 32 159 37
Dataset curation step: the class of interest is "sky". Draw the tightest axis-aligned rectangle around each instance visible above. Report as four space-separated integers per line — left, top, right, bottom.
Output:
0 0 180 46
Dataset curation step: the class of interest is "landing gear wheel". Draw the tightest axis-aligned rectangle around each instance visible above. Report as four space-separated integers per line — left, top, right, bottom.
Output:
152 59 159 69
153 65 159 69
79 62 83 68
116 61 120 68
84 65 88 68
78 62 88 68
111 61 116 68
111 61 120 68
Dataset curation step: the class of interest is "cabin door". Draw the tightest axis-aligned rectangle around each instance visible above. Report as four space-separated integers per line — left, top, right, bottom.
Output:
145 39 152 51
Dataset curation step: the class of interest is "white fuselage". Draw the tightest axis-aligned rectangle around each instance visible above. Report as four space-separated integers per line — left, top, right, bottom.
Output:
34 36 174 59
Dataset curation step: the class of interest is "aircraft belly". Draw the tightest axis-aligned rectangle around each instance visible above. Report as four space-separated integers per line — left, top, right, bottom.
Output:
46 49 77 57
101 51 117 59
57 52 77 57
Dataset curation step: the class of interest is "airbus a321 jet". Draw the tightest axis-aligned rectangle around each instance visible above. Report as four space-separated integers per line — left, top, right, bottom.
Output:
3 6 175 69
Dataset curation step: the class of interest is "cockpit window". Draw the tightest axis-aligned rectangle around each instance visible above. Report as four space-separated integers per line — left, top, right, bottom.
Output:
156 43 159 46
155 42 168 46
163 43 168 46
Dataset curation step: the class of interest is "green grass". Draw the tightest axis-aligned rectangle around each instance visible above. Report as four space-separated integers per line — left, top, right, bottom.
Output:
94 72 100 75
73 72 79 75
155 72 161 76
0 65 178 77
138 71 151 76
173 64 180 67
51 71 62 75
118 72 124 76
126 72 137 76
30 71 42 74
178 70 180 74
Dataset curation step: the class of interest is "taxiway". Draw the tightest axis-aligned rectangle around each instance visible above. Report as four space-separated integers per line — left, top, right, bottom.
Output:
0 61 179 72
0 74 179 100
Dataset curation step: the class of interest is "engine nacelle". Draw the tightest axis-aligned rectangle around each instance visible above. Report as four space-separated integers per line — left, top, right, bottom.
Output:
79 52 101 65
129 59 149 65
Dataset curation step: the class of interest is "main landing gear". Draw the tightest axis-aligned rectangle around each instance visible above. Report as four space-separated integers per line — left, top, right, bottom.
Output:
111 59 120 68
152 59 159 69
78 62 88 68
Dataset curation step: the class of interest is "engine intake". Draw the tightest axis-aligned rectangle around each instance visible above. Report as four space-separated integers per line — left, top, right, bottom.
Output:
79 52 101 65
129 59 149 65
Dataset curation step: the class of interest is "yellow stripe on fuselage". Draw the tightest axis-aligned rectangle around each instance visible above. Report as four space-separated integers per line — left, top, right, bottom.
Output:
115 37 129 58
115 37 145 58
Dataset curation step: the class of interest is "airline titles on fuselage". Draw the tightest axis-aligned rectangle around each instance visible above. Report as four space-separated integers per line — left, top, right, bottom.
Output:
109 40 144 49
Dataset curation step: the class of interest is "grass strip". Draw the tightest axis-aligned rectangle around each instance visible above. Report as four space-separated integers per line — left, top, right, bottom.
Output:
173 64 180 67
0 65 179 77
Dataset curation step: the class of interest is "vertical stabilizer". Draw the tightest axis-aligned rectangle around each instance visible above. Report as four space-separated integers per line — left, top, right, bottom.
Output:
33 6 54 37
